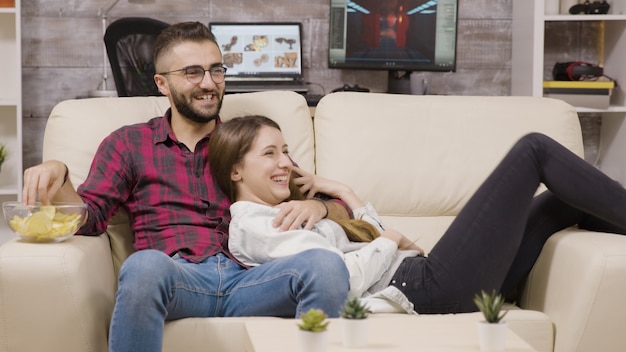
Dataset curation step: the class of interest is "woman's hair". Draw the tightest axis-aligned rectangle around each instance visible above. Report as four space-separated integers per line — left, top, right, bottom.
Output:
341 219 380 242
209 115 379 243
153 21 218 72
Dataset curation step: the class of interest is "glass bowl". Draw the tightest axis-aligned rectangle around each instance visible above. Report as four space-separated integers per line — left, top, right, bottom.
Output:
2 201 87 243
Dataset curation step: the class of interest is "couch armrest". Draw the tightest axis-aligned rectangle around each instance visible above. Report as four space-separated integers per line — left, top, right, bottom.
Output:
519 229 626 352
0 235 116 352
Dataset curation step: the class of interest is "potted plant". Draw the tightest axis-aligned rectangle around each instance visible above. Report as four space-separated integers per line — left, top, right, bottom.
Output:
297 308 330 352
339 297 371 348
0 144 7 174
473 289 509 352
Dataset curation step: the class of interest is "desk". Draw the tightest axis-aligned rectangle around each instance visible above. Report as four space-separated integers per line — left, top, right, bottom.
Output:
244 314 537 351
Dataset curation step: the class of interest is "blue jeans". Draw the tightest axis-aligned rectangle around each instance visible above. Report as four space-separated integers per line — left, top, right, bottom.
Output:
108 248 348 352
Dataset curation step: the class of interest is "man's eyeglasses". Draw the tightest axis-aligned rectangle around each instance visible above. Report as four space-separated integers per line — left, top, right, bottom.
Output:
158 65 227 84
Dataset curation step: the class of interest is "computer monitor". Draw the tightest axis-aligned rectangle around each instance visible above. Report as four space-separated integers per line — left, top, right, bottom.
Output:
328 0 458 93
209 22 304 80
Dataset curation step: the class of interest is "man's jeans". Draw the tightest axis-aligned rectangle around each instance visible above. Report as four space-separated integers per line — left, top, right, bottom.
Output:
108 248 348 352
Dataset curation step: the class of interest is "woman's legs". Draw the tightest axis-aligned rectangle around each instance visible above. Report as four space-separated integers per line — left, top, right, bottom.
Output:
391 133 626 313
500 192 626 298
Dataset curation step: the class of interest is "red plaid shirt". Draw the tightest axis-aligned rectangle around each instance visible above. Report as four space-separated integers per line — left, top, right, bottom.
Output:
77 109 233 263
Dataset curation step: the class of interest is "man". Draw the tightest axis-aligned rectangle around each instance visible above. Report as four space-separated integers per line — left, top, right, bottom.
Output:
22 22 349 352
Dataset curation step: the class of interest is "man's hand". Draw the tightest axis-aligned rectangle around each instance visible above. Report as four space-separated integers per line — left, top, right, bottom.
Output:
22 160 72 205
273 199 327 231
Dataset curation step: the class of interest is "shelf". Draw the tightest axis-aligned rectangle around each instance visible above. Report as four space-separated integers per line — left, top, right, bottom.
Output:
0 99 19 107
545 14 626 21
513 0 626 186
0 0 21 202
575 105 626 113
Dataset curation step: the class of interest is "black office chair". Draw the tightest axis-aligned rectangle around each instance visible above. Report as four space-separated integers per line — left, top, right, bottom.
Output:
104 17 170 97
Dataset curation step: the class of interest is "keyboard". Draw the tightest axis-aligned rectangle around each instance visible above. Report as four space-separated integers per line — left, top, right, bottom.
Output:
225 83 309 93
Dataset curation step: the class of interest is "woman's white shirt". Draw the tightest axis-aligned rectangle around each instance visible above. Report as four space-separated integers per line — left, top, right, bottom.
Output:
229 201 399 298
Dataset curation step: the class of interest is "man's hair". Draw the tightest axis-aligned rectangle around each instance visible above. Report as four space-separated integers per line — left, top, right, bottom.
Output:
153 21 218 71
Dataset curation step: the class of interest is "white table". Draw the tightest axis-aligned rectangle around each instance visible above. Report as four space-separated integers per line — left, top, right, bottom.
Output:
244 314 538 352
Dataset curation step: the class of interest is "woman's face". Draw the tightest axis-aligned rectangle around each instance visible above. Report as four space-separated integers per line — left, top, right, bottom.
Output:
231 125 292 206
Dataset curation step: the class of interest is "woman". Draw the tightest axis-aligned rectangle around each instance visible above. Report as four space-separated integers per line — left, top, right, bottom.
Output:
209 115 626 314
210 116 422 312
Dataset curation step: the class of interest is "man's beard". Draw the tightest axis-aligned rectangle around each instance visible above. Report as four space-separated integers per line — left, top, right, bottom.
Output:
172 89 223 123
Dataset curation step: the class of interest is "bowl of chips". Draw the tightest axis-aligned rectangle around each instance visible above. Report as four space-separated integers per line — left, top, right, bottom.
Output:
2 202 87 242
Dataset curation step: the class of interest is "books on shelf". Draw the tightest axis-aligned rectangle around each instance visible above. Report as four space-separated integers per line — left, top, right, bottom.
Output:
543 80 614 109
542 80 615 89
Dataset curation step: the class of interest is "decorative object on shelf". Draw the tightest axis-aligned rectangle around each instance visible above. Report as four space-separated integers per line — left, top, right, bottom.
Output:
0 144 7 174
474 289 509 352
297 308 330 352
88 0 156 98
569 0 610 14
552 61 604 81
548 61 616 109
543 80 614 109
339 297 371 348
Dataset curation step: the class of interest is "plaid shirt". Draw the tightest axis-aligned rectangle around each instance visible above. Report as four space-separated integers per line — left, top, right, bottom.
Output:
77 109 233 263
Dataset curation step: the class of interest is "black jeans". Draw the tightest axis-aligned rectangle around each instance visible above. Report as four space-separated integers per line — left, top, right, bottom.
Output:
390 133 626 314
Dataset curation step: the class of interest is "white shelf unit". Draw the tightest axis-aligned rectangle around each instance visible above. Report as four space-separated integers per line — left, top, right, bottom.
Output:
0 0 22 244
512 0 626 185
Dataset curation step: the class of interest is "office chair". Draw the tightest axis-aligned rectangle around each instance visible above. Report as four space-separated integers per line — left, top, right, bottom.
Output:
104 17 170 97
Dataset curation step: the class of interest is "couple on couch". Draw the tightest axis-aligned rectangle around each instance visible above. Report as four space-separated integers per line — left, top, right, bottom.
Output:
20 21 626 352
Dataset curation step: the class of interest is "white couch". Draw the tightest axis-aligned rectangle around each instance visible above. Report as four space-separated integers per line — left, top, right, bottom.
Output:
1 91 625 352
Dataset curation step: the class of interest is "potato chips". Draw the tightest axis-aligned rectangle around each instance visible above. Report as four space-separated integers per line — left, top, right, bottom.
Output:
8 205 84 241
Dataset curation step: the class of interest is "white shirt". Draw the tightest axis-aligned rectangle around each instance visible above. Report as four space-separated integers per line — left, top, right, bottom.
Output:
228 201 418 314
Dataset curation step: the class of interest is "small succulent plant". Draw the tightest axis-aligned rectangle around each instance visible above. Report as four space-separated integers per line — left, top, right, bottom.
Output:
297 308 330 332
339 297 371 320
473 289 508 324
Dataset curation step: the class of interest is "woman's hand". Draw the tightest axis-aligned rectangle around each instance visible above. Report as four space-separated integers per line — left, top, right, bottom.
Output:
381 228 425 256
291 166 365 209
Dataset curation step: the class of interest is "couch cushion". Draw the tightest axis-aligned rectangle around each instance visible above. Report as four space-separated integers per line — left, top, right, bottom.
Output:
163 316 282 352
314 93 583 218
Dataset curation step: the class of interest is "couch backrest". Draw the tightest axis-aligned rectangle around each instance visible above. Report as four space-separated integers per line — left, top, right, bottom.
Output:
314 93 583 232
44 91 314 182
43 91 313 272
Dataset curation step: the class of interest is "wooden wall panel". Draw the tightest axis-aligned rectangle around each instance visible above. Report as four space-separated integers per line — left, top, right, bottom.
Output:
21 0 514 116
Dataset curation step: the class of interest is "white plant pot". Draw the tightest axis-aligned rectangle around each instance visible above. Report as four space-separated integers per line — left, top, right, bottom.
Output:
477 321 507 352
298 329 329 352
341 318 369 348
